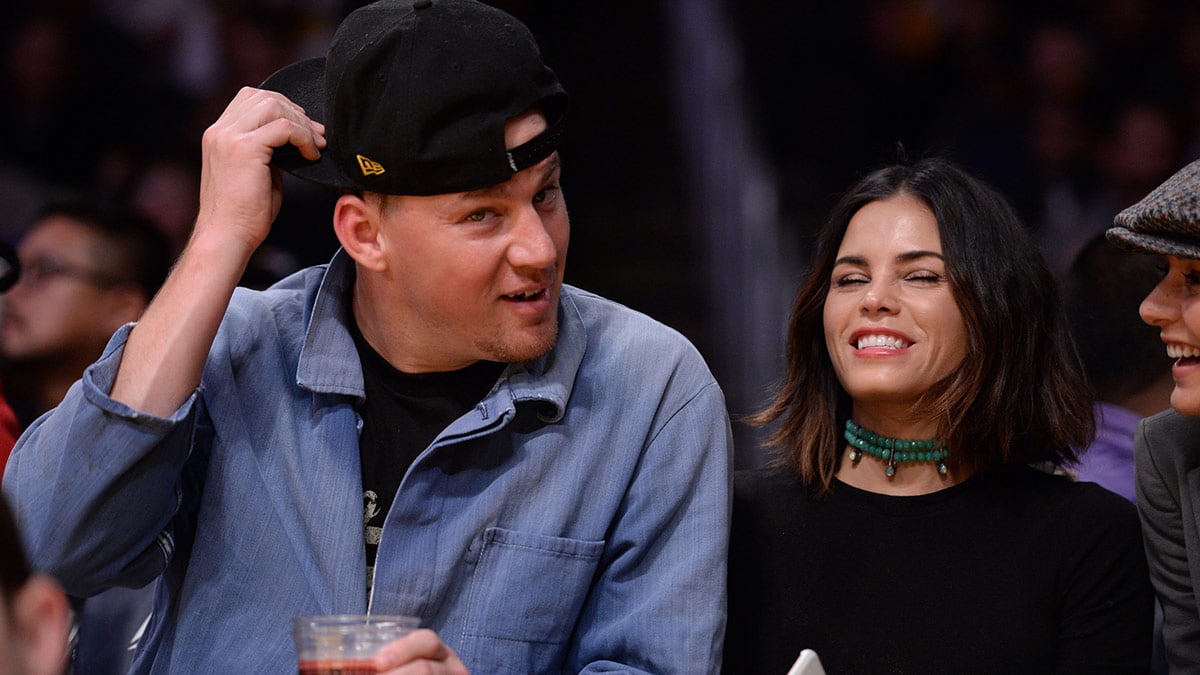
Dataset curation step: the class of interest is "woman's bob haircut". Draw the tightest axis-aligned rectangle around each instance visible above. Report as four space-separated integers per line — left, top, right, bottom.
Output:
754 157 1093 494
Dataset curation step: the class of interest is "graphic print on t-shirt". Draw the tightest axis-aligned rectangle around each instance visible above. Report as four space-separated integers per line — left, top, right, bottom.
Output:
351 316 505 599
364 490 382 589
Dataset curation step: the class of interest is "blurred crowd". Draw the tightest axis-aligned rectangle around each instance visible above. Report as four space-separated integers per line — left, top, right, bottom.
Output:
736 0 1200 280
0 0 355 282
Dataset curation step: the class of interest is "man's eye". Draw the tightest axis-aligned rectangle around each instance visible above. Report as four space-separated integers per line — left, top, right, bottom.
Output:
534 186 559 206
465 211 489 223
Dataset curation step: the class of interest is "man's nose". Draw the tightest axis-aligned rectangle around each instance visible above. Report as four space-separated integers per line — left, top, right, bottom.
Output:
508 208 558 272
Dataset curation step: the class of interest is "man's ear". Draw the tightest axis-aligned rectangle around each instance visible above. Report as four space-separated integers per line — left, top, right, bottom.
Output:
11 575 70 675
333 193 388 272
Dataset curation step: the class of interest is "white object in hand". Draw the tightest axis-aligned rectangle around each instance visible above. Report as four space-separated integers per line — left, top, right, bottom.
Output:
787 649 826 675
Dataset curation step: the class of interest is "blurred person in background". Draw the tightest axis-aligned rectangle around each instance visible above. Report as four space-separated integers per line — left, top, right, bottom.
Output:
0 199 169 675
0 200 170 428
1065 231 1174 502
122 154 199 260
0 491 69 675
1041 99 1183 281
0 244 22 469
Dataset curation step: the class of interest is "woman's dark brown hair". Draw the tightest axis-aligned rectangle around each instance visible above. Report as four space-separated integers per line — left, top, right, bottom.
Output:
755 157 1094 493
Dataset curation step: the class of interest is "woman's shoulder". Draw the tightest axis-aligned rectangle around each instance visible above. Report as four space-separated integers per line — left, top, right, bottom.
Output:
1139 408 1200 469
985 465 1139 527
732 467 812 514
734 466 804 496
730 468 818 556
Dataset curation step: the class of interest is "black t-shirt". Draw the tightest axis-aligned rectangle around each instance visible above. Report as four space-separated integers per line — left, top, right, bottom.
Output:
723 466 1154 674
351 322 503 595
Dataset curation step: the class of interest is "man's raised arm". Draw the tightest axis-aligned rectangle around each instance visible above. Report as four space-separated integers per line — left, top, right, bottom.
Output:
110 87 325 416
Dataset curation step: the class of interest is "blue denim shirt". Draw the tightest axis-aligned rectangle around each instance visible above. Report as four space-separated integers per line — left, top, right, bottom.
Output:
3 251 732 674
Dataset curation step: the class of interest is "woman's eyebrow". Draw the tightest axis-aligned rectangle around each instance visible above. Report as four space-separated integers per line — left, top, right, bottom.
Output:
832 250 943 267
896 250 943 263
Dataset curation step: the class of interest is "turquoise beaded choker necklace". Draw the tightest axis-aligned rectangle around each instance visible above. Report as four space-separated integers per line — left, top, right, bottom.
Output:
843 419 948 477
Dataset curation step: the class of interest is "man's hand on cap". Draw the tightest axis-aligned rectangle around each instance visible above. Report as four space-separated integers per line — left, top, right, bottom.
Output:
195 86 327 257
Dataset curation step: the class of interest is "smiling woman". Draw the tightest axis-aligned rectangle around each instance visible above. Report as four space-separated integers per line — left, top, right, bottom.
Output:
822 193 968 444
1106 158 1200 669
723 157 1154 674
754 158 1095 493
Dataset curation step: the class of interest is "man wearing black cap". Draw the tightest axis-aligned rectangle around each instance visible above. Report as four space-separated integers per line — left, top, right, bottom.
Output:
2 1 732 673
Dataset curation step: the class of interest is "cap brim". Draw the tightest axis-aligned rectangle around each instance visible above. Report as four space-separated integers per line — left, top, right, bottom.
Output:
259 57 355 189
1107 226 1200 259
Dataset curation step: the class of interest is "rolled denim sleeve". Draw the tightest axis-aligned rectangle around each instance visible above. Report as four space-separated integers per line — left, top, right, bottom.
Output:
2 323 201 596
571 380 733 674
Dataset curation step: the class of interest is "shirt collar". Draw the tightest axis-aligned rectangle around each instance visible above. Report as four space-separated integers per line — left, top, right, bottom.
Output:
295 249 584 420
500 287 585 423
296 249 362 397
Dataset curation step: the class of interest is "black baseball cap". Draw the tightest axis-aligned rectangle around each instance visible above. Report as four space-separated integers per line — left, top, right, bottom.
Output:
261 0 567 196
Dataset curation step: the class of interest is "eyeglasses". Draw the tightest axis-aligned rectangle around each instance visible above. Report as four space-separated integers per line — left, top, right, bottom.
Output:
17 258 124 290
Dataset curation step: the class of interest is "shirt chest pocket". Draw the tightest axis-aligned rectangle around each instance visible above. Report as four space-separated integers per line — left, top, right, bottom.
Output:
463 527 604 651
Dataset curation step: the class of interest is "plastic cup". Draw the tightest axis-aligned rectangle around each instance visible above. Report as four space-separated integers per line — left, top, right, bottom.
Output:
292 614 420 675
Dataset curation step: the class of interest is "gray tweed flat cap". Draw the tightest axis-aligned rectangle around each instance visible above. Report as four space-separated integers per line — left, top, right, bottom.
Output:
1108 158 1200 259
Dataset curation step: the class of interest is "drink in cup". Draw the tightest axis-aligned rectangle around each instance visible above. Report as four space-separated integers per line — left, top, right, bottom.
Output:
292 614 420 675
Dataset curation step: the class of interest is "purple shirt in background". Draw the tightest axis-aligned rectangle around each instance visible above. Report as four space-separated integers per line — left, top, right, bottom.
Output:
1074 402 1141 504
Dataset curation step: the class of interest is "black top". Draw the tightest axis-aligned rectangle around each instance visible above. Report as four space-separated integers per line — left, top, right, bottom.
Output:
352 321 503 594
723 466 1153 674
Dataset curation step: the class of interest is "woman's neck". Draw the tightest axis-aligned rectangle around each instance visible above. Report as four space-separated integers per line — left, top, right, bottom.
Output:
847 406 937 439
835 450 965 495
837 410 971 495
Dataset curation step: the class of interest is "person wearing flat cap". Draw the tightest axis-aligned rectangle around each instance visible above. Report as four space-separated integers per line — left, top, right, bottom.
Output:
0 1 733 673
1108 157 1200 671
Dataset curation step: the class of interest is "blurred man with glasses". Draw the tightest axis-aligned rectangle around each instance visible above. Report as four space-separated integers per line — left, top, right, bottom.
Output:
0 201 170 428
0 200 169 675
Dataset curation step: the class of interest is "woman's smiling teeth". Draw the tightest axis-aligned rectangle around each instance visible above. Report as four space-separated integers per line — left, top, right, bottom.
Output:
1167 343 1200 358
856 334 910 350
